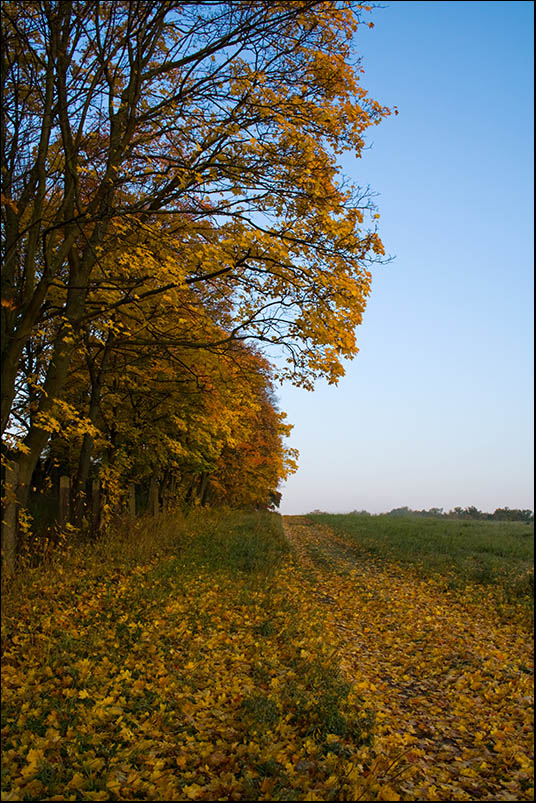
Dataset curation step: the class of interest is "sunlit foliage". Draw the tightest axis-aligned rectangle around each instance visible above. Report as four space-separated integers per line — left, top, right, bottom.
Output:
2 0 392 532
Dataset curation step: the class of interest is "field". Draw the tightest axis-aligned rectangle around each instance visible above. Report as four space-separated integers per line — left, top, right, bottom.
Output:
1 511 534 801
307 513 534 601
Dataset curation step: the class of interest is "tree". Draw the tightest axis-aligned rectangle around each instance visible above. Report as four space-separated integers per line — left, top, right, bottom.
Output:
491 508 534 523
37 326 296 525
2 1 392 566
206 354 298 509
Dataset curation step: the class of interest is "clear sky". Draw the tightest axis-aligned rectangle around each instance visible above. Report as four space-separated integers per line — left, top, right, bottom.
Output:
277 0 534 515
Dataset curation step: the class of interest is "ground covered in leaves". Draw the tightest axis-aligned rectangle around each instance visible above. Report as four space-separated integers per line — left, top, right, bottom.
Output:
1 511 534 800
284 516 534 801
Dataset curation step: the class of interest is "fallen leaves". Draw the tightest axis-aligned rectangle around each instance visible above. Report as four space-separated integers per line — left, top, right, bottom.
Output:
1 511 533 800
283 517 534 801
1 513 368 800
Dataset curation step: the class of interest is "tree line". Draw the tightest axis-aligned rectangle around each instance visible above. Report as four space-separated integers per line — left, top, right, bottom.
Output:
1 1 392 573
369 507 534 523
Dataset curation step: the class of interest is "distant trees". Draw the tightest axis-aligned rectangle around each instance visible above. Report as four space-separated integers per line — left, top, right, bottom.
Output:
485 508 534 524
383 506 534 523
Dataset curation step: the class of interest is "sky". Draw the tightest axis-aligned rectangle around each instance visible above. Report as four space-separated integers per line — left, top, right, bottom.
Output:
277 0 534 516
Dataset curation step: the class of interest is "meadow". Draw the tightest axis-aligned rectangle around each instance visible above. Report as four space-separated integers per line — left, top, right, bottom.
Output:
1 510 534 800
307 513 534 602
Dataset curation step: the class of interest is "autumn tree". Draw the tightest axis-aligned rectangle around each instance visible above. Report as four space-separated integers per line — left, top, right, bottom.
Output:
39 323 296 526
2 1 392 567
209 384 297 510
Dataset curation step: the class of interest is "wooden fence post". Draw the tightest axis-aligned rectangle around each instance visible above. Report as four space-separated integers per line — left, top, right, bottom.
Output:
59 475 70 527
2 460 19 577
149 477 159 516
129 483 136 519
92 479 100 533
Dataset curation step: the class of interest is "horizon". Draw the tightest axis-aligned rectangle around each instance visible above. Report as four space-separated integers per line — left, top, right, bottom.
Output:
297 505 534 517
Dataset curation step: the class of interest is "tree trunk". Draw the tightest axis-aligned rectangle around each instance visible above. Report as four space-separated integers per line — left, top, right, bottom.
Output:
128 483 136 519
199 472 209 507
59 476 70 527
13 330 79 513
72 337 111 525
1 461 19 577
72 433 93 527
148 476 159 516
91 479 101 536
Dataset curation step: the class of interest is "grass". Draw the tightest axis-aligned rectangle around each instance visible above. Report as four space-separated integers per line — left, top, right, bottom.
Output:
306 512 534 600
176 508 291 576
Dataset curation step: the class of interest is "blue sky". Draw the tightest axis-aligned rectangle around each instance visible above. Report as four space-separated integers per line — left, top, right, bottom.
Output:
277 0 534 515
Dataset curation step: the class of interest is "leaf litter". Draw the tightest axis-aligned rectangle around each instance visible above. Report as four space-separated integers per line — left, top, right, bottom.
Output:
1 511 533 800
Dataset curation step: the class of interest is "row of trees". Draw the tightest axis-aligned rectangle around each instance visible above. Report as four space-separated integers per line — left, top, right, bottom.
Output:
383 507 534 523
1 2 391 571
33 336 298 522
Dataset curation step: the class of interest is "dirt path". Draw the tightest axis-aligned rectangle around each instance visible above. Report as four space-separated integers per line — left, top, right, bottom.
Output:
282 516 534 801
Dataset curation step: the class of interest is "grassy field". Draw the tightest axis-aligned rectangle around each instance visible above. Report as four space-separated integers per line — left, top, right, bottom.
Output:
307 513 534 601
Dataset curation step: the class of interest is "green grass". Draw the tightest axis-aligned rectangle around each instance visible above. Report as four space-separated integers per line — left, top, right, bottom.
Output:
177 508 291 576
307 513 534 599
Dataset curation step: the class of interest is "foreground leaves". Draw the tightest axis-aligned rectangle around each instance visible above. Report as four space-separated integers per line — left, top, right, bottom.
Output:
1 511 533 800
1 513 371 801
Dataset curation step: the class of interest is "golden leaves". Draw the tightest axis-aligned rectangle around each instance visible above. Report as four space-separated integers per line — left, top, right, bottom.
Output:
283 517 534 801
5 508 530 800
1 512 366 800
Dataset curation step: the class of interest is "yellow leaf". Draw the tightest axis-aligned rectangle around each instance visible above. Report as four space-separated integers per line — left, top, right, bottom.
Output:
67 772 88 790
85 757 106 773
183 783 204 799
21 748 43 780
106 778 122 794
377 786 401 801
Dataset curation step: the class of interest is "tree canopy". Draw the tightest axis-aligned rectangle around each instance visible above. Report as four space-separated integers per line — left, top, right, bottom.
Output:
1 1 392 551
